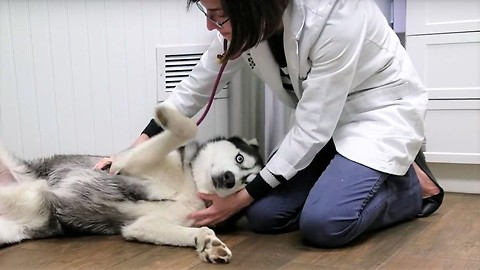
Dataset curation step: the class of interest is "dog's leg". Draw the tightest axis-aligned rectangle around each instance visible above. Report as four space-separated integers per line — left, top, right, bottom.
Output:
0 218 30 245
111 105 198 176
0 143 39 185
0 162 14 186
122 215 232 263
0 180 51 245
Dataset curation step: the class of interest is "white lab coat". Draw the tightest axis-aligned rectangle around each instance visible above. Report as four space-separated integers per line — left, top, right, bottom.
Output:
164 0 427 187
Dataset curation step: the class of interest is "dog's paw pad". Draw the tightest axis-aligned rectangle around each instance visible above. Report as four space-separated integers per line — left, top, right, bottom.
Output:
196 231 232 263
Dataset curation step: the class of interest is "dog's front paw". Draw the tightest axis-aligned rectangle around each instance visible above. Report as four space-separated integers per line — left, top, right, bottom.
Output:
109 150 132 175
195 227 232 264
154 104 197 140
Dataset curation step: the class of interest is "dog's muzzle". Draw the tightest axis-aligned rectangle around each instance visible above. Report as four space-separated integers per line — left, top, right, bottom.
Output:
212 171 235 189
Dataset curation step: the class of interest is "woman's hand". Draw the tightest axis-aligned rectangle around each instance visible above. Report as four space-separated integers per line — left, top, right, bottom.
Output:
92 156 115 171
189 189 254 227
92 134 151 172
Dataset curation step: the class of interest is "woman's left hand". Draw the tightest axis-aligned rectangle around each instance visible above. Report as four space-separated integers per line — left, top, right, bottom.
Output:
189 188 254 227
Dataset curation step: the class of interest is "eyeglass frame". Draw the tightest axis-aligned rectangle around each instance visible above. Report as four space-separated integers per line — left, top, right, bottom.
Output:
196 1 230 28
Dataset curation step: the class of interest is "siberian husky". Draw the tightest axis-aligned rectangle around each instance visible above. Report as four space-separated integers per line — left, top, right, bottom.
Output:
0 105 263 263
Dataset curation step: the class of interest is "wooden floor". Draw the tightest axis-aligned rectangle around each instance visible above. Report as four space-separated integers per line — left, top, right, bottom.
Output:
1 192 479 270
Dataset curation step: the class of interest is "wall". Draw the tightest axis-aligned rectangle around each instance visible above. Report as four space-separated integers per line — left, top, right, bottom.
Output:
0 0 215 159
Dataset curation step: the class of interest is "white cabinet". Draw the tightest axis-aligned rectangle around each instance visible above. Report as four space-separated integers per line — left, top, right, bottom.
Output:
406 0 480 35
406 0 480 193
425 99 480 164
406 1 480 165
406 32 480 100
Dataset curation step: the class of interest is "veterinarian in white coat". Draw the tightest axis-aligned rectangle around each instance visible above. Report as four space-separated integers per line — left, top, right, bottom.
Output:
96 0 444 248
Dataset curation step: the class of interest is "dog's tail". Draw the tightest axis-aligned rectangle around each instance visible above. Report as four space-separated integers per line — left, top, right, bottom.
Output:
0 142 38 184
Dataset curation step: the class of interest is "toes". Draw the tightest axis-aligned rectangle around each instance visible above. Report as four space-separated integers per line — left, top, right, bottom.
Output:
197 234 232 264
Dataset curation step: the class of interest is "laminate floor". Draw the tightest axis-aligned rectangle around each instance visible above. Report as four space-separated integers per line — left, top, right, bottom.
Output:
0 193 479 270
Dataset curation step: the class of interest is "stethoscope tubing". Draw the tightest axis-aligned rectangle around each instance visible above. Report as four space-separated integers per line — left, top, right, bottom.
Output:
196 39 229 126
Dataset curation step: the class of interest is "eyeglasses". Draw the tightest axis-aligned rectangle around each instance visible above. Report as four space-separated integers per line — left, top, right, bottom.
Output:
196 1 230 29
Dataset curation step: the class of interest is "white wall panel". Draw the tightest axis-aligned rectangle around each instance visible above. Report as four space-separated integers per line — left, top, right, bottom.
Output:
0 0 215 159
104 0 137 153
0 0 23 155
67 0 97 154
48 0 78 155
86 0 115 155
29 0 61 157
8 0 43 158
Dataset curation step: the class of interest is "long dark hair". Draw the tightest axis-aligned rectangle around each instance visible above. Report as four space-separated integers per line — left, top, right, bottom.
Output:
187 0 289 63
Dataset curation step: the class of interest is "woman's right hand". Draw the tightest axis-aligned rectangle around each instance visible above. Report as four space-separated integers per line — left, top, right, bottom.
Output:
92 133 150 172
92 156 116 172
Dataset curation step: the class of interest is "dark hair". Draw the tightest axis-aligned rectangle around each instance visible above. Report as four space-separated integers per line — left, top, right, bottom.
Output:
187 0 289 63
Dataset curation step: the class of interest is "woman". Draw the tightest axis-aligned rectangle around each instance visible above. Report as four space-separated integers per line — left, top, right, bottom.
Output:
95 0 444 247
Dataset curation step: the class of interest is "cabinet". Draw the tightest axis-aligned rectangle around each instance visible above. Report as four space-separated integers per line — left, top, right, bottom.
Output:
406 0 480 193
406 1 480 164
406 1 480 35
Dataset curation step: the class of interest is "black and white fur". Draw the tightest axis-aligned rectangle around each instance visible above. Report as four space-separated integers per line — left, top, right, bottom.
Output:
0 104 263 263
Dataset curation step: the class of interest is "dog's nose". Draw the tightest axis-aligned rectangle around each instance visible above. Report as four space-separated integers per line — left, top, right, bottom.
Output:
212 171 236 189
223 171 235 189
223 171 235 188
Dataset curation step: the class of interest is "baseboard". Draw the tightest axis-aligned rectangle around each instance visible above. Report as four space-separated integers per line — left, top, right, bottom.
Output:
429 163 480 194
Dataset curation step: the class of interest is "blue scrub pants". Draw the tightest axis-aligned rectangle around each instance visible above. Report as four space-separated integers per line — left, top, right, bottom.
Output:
245 140 422 248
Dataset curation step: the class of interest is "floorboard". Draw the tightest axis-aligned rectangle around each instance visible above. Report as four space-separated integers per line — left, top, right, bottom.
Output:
0 193 479 270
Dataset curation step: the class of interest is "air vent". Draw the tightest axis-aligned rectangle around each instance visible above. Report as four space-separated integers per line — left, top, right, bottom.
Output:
156 45 228 101
164 52 203 91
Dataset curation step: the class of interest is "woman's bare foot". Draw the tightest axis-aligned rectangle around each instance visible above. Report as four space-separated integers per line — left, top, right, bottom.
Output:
413 162 440 198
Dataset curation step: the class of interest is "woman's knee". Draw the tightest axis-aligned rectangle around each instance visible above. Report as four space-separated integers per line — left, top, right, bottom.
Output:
245 202 299 234
299 210 360 248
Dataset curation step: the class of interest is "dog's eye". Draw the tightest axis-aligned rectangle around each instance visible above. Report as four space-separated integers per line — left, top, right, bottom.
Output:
235 153 244 164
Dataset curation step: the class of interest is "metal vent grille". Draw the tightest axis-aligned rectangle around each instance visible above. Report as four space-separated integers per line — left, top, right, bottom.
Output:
156 45 228 101
164 52 203 91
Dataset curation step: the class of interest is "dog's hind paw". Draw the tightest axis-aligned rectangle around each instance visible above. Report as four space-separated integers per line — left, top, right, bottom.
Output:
195 227 232 264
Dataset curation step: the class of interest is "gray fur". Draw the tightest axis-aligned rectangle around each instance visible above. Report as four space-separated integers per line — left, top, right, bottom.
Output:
21 156 164 237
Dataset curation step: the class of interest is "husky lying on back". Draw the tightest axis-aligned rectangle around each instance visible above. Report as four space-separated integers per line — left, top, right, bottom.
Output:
0 105 263 263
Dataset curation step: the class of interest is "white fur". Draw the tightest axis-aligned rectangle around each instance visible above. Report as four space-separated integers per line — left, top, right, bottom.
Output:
0 180 51 245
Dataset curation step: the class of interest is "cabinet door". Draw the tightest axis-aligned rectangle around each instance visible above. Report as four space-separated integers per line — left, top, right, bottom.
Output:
425 100 480 165
406 32 480 99
406 0 480 35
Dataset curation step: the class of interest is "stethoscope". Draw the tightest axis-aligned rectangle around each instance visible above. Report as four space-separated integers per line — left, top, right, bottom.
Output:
196 39 229 126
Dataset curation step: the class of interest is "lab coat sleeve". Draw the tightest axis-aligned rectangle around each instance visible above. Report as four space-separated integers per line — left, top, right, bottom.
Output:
246 8 369 199
163 33 246 117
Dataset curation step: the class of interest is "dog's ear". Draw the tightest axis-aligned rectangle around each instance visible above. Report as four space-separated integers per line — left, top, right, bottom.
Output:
242 138 259 151
246 138 258 147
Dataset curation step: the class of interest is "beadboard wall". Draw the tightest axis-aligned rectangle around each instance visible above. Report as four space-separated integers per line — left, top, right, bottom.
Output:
0 0 216 159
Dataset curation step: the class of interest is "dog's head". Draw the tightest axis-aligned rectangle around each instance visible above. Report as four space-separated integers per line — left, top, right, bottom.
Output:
190 136 263 198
